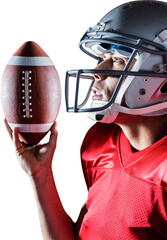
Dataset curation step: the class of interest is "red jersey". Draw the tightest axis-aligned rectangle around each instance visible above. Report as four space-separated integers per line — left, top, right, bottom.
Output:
80 123 167 240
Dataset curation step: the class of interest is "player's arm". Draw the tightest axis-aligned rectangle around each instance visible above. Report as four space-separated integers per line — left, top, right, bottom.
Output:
30 168 87 240
30 168 75 240
5 120 86 240
31 170 87 240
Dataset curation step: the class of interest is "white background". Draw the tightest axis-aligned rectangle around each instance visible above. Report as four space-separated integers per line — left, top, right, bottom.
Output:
0 0 126 239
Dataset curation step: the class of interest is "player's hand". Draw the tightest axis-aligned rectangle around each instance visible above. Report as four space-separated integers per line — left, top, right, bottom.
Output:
4 119 58 177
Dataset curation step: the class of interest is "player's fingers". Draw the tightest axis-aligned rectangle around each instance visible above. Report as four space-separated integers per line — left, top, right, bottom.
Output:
4 118 13 139
48 121 58 150
13 127 22 151
5 119 23 152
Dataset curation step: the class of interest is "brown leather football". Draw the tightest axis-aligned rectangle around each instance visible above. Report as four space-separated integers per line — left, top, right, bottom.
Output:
1 41 61 145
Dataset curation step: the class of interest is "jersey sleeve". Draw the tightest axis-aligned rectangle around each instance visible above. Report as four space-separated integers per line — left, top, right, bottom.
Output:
80 122 120 189
80 123 98 189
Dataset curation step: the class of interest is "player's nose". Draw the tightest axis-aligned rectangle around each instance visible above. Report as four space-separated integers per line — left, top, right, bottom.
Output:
93 59 111 81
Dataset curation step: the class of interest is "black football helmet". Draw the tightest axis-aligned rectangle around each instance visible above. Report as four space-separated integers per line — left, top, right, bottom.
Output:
65 0 167 123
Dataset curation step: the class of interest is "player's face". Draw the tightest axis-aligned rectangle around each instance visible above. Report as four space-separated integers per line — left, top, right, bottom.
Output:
92 53 132 102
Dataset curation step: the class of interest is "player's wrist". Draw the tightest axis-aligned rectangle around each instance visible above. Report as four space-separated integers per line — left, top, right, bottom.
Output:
29 165 53 184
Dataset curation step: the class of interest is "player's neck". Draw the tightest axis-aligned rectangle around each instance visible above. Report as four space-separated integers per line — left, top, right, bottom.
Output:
115 115 167 151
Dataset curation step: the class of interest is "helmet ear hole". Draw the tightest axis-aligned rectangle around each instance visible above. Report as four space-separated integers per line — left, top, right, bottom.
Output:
96 114 104 121
160 81 167 94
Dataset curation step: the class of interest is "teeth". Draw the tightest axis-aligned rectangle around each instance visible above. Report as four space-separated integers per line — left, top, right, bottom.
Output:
96 92 102 95
93 89 102 95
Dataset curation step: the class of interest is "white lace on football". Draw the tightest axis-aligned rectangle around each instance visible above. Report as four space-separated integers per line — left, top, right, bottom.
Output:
21 70 33 118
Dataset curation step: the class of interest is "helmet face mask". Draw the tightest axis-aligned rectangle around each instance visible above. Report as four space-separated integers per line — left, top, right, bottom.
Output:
65 1 167 123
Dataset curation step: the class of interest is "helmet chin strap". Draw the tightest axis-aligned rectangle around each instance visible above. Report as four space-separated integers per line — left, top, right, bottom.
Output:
87 100 119 123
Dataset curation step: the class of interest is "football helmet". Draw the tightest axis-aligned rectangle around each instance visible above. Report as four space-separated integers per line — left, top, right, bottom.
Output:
65 0 167 123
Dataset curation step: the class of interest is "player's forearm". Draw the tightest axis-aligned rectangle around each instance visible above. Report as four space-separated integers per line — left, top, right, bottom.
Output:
29 167 76 240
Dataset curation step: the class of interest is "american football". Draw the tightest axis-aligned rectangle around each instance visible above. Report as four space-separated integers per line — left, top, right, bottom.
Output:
1 41 61 145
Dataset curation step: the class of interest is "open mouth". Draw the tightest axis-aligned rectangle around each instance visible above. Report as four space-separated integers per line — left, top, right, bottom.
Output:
92 87 103 101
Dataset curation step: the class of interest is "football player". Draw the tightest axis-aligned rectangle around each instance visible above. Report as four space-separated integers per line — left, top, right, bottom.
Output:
5 0 167 239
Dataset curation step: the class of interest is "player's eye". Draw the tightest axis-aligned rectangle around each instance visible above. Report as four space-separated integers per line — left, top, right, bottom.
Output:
112 57 125 65
102 54 126 65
